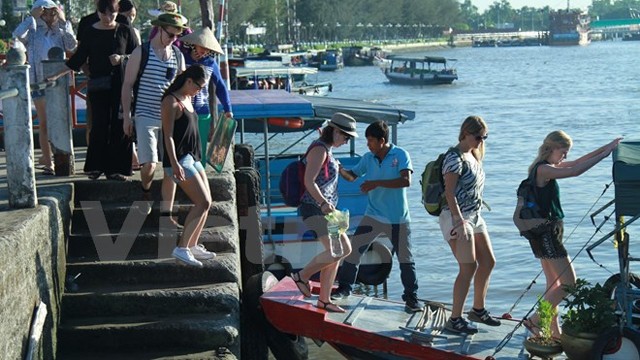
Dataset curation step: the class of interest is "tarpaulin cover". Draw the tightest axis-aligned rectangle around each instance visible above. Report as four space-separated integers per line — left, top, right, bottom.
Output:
613 141 640 216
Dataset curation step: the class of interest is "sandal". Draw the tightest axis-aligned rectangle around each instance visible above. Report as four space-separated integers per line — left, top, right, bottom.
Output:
87 171 102 180
290 272 311 298
523 318 540 336
107 173 129 182
317 299 345 313
42 166 55 176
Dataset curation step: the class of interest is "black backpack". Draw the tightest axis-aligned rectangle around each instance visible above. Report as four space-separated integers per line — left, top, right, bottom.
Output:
513 162 549 238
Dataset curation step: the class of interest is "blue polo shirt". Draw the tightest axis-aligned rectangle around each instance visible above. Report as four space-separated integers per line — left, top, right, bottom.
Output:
351 144 412 224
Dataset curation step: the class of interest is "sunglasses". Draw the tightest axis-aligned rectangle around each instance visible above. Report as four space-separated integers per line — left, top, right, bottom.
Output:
194 80 206 90
343 132 353 142
162 27 181 39
475 134 488 141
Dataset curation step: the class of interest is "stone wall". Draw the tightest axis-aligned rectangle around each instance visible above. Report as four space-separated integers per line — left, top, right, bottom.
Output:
0 184 73 360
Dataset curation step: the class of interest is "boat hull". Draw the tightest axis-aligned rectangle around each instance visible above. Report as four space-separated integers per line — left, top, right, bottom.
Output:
548 31 590 46
260 276 532 360
385 73 457 85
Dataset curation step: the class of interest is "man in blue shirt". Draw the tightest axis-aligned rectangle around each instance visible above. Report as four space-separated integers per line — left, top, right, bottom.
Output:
334 121 422 312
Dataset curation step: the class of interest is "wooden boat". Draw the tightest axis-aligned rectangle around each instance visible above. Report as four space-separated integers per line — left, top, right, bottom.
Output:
310 49 344 71
226 90 414 283
342 46 385 66
229 66 332 96
548 9 590 46
260 273 534 359
383 56 458 85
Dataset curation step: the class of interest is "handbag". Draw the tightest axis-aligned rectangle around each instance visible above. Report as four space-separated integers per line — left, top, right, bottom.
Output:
87 75 112 92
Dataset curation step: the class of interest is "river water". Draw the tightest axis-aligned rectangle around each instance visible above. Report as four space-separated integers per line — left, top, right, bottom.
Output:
271 40 640 359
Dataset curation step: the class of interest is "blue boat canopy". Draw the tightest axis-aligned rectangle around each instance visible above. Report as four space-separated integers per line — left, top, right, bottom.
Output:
219 90 415 130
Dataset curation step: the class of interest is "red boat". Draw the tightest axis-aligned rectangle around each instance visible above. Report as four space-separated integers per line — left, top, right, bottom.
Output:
260 274 533 359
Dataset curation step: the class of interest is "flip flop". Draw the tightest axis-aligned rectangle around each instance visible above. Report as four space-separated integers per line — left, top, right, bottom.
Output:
523 318 541 336
42 166 55 176
317 299 345 313
291 272 311 298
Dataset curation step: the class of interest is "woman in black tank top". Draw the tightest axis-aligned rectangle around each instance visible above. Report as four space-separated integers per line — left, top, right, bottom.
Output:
161 64 215 267
525 131 621 338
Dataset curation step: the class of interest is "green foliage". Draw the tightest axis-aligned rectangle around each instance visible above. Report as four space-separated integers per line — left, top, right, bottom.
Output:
537 297 557 341
561 278 616 335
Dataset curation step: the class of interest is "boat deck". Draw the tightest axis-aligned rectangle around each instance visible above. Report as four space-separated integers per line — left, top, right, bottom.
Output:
261 277 569 359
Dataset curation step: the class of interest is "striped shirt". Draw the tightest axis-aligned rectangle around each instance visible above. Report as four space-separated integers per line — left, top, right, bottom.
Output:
442 150 485 214
134 47 179 123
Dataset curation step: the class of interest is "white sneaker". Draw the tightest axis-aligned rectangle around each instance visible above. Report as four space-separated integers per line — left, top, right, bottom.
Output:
172 247 203 267
190 244 216 260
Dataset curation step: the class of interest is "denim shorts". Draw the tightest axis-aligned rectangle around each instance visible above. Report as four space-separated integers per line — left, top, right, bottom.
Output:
299 202 329 238
439 208 488 242
164 154 205 183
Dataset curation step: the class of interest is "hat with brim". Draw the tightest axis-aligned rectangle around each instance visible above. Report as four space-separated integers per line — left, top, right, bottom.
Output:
328 112 358 138
151 12 189 30
148 1 177 17
32 0 57 10
180 27 223 55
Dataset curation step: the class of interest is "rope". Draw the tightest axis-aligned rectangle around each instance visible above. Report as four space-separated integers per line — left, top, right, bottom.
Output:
492 181 613 356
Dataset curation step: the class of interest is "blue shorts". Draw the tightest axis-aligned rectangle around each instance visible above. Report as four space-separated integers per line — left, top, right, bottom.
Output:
164 154 205 183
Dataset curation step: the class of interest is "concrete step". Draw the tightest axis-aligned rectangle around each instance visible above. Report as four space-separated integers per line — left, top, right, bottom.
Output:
73 176 234 203
65 256 239 289
57 313 239 353
57 347 237 360
71 200 236 233
67 225 237 261
62 282 239 319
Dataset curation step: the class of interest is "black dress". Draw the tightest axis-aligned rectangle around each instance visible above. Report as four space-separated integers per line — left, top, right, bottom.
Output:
67 24 137 177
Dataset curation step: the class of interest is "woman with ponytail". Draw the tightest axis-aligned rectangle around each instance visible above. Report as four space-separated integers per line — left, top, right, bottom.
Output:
161 64 214 267
523 131 621 338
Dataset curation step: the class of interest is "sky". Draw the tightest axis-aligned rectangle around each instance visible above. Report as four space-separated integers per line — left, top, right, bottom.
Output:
472 0 591 12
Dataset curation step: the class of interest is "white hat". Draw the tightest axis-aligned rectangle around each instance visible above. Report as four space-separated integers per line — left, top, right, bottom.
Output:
32 0 57 10
328 112 358 138
180 27 223 55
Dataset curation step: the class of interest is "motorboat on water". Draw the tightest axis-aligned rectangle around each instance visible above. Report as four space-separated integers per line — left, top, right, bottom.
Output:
309 49 344 71
342 46 386 66
383 56 458 85
548 9 590 46
224 90 415 285
229 66 333 96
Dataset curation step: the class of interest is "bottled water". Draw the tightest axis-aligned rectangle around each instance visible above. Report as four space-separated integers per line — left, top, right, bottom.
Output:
328 224 343 258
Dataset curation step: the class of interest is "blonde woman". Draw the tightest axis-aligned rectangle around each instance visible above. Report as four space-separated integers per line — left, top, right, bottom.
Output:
523 131 621 338
440 115 500 334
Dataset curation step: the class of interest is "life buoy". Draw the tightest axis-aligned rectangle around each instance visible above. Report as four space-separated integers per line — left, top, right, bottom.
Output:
268 117 304 129
355 241 393 286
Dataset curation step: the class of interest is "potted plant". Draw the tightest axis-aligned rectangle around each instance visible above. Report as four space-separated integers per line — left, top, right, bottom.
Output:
560 278 617 360
523 298 563 359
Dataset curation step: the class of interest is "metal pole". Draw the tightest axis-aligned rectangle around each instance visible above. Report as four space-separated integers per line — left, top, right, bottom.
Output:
216 0 230 89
